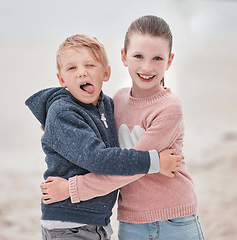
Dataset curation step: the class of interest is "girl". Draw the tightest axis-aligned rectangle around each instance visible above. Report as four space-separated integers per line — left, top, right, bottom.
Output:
41 15 204 240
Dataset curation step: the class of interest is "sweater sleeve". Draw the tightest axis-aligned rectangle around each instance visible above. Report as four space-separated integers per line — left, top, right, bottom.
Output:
43 109 154 176
134 114 184 152
68 114 183 203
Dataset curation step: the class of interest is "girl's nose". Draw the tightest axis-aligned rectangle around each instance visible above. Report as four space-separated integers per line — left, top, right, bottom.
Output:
141 61 153 72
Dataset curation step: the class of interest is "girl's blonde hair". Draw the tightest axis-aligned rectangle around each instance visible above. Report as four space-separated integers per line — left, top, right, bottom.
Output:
124 15 173 86
56 34 109 72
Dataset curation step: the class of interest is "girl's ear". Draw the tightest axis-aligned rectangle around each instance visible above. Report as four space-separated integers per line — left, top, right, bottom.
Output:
166 53 175 70
103 65 111 82
121 49 128 67
57 73 67 88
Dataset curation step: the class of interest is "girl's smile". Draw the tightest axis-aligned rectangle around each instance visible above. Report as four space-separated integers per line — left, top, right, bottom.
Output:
137 73 156 82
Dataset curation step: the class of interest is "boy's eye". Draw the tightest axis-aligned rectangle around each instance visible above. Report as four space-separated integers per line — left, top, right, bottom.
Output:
134 55 143 59
68 66 76 70
154 56 162 61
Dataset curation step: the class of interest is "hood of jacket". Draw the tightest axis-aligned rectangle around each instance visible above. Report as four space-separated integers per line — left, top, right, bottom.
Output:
25 87 72 127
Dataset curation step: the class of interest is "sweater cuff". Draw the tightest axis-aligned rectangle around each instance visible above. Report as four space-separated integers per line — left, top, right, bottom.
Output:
69 176 81 203
147 150 160 174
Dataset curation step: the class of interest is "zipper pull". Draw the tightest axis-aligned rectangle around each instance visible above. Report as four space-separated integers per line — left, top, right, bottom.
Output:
101 113 108 128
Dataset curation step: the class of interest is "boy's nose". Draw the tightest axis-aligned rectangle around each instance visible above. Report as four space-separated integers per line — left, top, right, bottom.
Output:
76 69 87 78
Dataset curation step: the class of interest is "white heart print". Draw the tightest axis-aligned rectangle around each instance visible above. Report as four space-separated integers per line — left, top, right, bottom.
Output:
118 124 145 149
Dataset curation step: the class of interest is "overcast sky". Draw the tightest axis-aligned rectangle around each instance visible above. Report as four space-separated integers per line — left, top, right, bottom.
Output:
1 0 236 41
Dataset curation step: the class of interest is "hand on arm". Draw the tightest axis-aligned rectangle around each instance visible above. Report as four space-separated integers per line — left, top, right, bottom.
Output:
40 177 69 204
159 148 182 177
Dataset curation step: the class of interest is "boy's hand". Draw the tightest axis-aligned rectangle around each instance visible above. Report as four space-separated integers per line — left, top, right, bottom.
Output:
40 177 70 204
159 149 182 178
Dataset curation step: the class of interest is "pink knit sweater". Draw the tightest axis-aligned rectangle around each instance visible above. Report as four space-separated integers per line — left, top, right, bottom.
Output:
69 88 197 223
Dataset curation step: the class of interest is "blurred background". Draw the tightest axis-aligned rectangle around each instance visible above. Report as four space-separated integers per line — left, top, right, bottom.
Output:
0 0 236 239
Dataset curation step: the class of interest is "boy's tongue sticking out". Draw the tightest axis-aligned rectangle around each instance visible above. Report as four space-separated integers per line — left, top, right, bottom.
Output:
80 83 94 94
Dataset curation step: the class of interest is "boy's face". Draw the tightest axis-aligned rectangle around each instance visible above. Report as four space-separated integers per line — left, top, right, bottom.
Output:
57 47 110 105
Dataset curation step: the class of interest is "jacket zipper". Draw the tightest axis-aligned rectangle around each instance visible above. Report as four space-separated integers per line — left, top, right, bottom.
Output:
100 113 108 128
91 105 108 129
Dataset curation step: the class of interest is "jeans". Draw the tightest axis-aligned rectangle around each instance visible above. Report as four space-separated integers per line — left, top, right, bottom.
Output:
41 225 110 240
118 214 204 240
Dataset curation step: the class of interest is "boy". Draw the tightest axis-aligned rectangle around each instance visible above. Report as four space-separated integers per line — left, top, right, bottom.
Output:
25 34 181 240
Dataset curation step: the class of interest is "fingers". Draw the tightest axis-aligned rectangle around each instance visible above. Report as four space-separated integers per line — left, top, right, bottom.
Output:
40 178 56 205
177 160 181 167
40 182 47 189
42 195 51 204
167 148 175 154
174 155 182 161
41 188 48 194
41 190 53 205
167 172 175 178
175 166 180 171
44 176 55 183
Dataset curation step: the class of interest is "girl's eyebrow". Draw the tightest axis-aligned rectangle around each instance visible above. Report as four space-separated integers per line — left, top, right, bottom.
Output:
132 51 166 58
154 53 166 58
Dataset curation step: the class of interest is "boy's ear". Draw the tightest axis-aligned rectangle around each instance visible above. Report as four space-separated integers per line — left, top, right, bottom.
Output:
166 53 175 70
121 49 128 67
57 73 67 88
103 65 111 82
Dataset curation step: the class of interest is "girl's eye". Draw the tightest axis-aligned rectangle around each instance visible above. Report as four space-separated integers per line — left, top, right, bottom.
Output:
154 56 162 61
134 55 143 59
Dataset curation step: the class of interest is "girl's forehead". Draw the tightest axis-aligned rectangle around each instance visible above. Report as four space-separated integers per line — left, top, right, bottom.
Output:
128 34 170 53
130 33 166 43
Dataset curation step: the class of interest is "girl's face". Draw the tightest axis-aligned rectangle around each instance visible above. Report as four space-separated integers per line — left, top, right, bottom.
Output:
121 33 174 98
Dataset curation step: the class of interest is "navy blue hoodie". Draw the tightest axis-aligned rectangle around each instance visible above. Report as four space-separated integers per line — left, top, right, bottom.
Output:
25 87 155 226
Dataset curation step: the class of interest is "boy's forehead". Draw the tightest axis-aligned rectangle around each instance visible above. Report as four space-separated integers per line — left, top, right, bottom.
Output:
60 47 97 63
65 47 95 57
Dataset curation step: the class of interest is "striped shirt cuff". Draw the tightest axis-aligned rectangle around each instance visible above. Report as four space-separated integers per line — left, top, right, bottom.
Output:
69 176 81 203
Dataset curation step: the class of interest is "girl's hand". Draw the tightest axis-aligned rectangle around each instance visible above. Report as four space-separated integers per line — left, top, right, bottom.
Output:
40 177 70 204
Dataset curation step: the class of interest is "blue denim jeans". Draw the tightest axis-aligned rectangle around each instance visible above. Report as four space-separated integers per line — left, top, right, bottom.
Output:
118 214 204 240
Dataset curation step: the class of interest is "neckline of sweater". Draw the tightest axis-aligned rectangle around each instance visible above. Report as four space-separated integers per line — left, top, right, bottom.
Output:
127 87 171 108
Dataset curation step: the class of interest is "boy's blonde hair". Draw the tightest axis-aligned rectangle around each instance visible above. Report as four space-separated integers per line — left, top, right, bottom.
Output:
56 34 109 72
